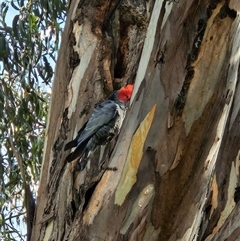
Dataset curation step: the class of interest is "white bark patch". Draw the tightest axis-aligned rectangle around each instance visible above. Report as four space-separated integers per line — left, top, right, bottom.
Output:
71 2 79 21
131 0 167 103
67 21 97 118
73 20 97 57
236 150 240 177
43 220 53 241
161 2 173 31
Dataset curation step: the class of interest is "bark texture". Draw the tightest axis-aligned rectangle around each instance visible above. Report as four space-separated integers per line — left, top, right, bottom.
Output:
31 0 240 241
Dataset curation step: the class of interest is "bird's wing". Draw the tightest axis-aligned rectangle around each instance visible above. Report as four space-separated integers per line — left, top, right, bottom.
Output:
76 100 118 146
65 100 118 162
64 121 88 151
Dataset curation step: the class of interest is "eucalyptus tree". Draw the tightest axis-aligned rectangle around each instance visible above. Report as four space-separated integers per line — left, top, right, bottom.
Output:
32 0 240 241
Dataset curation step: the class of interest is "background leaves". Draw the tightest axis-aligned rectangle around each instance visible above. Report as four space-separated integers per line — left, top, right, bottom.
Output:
0 0 67 239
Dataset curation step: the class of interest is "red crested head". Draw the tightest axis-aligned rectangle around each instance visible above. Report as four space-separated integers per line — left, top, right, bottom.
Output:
117 84 134 103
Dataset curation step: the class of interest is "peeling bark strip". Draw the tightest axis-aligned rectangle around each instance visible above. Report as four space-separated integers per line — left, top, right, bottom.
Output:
32 0 240 241
174 2 236 114
115 104 156 206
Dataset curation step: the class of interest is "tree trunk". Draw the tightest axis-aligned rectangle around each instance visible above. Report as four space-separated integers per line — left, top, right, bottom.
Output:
31 0 240 240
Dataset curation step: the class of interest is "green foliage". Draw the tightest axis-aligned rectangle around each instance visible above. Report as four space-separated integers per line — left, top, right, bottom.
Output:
0 0 67 239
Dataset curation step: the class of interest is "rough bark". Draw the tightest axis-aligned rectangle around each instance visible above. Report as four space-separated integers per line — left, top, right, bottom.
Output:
31 0 240 241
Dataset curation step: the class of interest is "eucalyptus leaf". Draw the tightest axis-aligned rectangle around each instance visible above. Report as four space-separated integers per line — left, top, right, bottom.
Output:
10 1 20 11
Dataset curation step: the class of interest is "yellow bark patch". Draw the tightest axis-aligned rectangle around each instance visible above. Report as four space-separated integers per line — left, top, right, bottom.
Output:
115 104 157 206
210 175 218 218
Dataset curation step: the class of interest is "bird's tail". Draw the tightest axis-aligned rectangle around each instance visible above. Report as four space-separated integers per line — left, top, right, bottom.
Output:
64 139 78 151
65 141 87 163
65 138 94 168
65 152 77 163
65 149 90 172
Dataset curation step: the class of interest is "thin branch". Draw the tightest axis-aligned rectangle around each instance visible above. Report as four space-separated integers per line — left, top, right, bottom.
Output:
5 212 26 221
8 127 26 187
